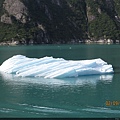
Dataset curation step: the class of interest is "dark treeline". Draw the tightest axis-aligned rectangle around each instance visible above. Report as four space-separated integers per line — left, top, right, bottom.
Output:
0 0 120 45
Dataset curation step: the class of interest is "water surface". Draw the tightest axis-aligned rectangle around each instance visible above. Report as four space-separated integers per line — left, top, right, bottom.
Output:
0 44 120 118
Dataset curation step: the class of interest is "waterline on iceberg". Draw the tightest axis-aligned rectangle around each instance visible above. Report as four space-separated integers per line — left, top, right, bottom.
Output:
0 55 114 78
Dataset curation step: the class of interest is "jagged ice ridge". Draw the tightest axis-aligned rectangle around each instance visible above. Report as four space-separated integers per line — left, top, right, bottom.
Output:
0 55 114 78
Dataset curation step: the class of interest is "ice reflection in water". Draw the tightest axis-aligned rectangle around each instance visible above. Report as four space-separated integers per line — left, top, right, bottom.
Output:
0 71 113 86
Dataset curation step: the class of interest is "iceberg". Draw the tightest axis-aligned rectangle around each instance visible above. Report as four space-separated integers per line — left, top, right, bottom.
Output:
0 55 114 78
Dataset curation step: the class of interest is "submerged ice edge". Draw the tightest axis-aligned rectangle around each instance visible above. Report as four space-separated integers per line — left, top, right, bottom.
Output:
0 55 114 78
0 71 114 86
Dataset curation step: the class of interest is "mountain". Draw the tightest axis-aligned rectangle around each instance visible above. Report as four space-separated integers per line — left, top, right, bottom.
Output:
0 0 120 44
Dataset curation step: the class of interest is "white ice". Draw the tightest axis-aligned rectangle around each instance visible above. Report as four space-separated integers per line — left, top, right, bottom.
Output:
0 55 114 78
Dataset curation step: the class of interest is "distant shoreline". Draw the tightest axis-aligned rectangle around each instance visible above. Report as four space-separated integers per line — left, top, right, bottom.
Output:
0 39 120 46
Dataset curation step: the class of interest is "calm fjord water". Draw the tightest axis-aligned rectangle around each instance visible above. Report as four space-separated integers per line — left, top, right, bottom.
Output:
0 44 120 118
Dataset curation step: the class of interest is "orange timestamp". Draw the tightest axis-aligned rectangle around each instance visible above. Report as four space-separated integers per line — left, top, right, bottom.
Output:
106 100 120 106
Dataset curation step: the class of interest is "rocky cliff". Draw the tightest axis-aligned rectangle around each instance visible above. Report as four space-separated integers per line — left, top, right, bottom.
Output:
0 0 120 44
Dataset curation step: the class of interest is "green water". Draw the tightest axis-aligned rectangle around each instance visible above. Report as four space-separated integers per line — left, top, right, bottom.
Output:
0 44 120 118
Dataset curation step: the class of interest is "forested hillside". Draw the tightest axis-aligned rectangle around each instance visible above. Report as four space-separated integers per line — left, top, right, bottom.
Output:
0 0 120 44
